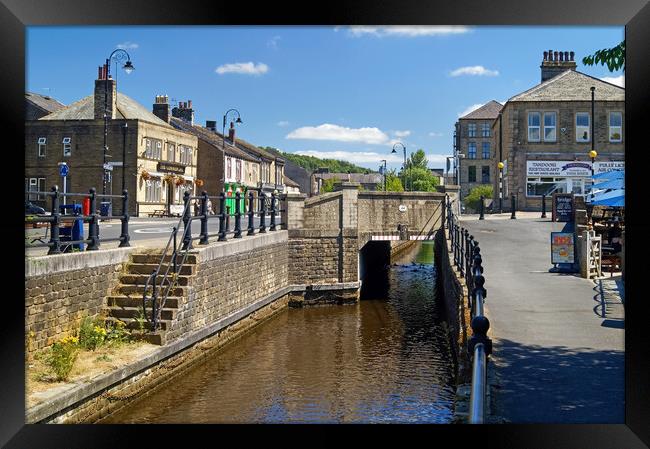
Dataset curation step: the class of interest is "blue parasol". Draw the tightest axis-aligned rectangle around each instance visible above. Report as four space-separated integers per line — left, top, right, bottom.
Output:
592 170 624 180
588 188 624 207
591 178 624 190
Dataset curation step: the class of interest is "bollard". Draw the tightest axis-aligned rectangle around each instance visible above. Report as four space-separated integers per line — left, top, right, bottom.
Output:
87 187 99 251
510 194 516 219
182 190 193 250
259 191 267 233
541 194 547 218
218 191 227 241
48 186 61 254
247 190 255 236
226 204 231 233
479 195 485 220
234 191 242 238
199 191 209 245
119 190 130 247
270 191 277 231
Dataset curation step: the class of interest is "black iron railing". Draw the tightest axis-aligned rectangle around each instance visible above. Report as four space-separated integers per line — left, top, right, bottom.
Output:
142 189 286 331
445 194 492 424
25 185 130 255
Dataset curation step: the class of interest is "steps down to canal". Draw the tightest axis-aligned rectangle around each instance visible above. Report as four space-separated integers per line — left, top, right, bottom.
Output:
106 252 198 345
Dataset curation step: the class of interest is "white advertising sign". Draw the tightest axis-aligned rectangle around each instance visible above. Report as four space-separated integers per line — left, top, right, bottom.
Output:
593 161 624 174
527 161 592 177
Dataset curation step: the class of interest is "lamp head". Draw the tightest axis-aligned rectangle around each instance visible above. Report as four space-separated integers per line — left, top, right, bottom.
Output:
498 161 504 170
391 148 397 154
123 60 134 74
589 150 598 159
235 117 243 124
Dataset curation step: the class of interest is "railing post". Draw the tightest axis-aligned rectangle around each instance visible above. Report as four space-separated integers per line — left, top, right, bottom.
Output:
87 187 100 251
226 204 231 233
479 195 485 220
199 191 209 245
467 235 475 290
259 191 267 233
172 227 178 274
218 191 227 241
151 270 158 331
270 191 277 231
459 227 465 277
234 191 242 238
119 189 130 247
510 194 516 219
247 190 255 236
182 190 193 250
454 223 459 266
48 186 61 255
541 193 547 218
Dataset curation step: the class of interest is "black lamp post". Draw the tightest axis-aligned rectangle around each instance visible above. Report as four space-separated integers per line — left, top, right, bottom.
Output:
380 159 387 191
222 108 243 187
391 142 407 191
498 161 504 213
103 49 134 210
590 86 596 186
121 122 127 193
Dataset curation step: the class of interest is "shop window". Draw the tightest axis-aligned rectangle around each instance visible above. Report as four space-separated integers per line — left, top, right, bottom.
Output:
468 142 476 159
145 178 162 203
62 137 71 156
528 112 541 142
468 123 476 137
468 166 476 183
526 177 571 197
37 137 46 157
576 113 590 142
482 142 490 159
609 112 622 142
543 112 556 142
482 166 490 183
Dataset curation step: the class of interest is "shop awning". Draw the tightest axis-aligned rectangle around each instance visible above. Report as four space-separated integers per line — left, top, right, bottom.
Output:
592 169 624 180
592 178 624 190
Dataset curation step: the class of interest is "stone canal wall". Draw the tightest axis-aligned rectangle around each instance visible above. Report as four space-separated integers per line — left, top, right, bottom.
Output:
25 248 134 354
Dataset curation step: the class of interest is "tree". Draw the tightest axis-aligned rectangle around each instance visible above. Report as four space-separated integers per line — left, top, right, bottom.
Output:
582 40 625 72
403 166 439 192
464 185 493 211
320 177 340 193
378 169 404 192
405 149 428 170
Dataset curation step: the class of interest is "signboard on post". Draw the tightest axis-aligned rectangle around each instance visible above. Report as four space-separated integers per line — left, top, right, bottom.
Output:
552 193 574 222
551 232 575 265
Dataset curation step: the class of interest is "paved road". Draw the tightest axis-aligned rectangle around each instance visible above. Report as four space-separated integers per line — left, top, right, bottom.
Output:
459 212 625 423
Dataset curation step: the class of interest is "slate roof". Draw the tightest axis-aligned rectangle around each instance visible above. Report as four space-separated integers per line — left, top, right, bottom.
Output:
170 117 258 162
25 92 65 114
229 135 280 163
39 92 173 127
507 70 624 102
284 176 300 187
459 100 503 120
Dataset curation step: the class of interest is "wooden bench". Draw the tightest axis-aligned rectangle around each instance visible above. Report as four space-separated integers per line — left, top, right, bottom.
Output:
601 254 621 277
148 209 167 218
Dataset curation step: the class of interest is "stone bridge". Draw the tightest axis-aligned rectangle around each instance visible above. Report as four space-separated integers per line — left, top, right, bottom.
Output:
283 182 454 303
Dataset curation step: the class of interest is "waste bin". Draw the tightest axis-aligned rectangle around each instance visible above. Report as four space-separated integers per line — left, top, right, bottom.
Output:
59 204 85 251
100 201 112 217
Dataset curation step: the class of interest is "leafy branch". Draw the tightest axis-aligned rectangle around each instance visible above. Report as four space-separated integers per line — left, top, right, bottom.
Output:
582 40 625 72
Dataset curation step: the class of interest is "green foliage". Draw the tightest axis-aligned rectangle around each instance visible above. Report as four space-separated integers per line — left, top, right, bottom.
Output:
582 41 625 72
78 316 106 350
403 166 440 192
378 169 404 192
405 149 429 170
321 177 340 193
465 185 494 211
45 336 79 381
273 150 373 174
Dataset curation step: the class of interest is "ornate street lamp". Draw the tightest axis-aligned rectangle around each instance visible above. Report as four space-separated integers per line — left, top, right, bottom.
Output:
590 149 598 178
222 108 243 186
380 159 387 191
102 49 134 211
391 142 407 191
498 161 504 213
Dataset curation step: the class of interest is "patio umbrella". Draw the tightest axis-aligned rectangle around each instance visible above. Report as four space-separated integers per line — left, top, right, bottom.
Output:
592 170 624 180
592 178 624 190
588 188 624 206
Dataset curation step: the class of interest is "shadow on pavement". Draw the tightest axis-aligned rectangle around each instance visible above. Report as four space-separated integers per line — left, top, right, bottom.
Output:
491 338 624 423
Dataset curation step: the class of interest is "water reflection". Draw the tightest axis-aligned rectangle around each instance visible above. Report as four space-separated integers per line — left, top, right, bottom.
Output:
104 242 455 423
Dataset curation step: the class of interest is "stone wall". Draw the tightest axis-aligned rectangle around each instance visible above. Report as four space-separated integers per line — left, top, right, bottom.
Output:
25 248 134 354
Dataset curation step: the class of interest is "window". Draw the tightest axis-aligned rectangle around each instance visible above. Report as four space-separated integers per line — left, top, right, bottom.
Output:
25 177 46 201
543 112 557 142
482 142 490 159
145 178 162 203
145 139 152 158
62 137 71 156
167 143 175 162
526 177 570 197
576 113 590 142
37 137 46 157
226 157 232 180
481 123 490 137
236 160 242 182
482 166 490 183
145 139 162 159
154 140 162 160
468 142 477 159
178 146 193 165
468 166 476 183
528 112 541 142
468 123 476 137
609 112 622 142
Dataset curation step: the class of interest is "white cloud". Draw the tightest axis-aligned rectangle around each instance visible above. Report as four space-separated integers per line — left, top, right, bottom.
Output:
450 66 499 77
343 26 471 37
601 75 624 87
458 103 485 118
267 36 281 50
429 132 444 137
286 123 391 145
216 62 269 76
295 150 403 164
277 121 290 127
393 130 411 137
116 41 138 50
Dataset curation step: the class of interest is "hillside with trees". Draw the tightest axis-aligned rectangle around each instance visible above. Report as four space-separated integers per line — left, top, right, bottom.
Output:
260 147 374 174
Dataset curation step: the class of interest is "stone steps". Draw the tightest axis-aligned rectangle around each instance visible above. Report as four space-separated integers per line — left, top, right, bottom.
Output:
127 263 195 276
106 295 182 309
110 306 176 321
131 253 198 265
119 274 191 286
116 284 188 297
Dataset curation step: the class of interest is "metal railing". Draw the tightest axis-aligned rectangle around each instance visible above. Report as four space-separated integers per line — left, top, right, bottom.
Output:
25 185 130 255
142 189 286 331
445 194 493 424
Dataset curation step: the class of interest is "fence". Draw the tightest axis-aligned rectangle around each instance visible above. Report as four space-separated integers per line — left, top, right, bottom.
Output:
446 195 493 424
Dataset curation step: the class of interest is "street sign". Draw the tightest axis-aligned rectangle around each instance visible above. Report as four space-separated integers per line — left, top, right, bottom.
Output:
103 163 113 171
398 204 407 212
59 164 69 177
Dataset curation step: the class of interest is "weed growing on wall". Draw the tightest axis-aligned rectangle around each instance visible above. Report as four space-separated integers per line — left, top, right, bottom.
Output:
45 336 79 381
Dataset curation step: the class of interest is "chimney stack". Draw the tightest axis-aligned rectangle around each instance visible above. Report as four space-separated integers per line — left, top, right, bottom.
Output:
540 49 577 82
206 120 217 131
152 95 171 123
228 121 236 143
171 99 194 125
94 63 117 120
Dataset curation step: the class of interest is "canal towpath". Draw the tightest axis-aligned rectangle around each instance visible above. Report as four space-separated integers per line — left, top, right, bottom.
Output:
458 212 624 423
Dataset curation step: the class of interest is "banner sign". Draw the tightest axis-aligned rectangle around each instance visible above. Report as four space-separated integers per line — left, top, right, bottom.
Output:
593 161 624 174
157 161 186 175
552 193 574 222
527 160 591 177
551 232 575 264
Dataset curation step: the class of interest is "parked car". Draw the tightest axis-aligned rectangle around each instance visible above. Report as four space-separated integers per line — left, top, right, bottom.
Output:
25 201 45 215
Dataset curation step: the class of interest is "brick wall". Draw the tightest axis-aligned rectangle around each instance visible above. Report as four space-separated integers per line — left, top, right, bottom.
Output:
25 248 133 354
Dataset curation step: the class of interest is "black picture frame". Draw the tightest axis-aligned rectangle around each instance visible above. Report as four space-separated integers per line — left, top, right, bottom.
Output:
5 0 649 447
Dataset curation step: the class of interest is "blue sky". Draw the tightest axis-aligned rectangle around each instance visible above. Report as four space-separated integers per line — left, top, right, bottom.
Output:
26 26 624 171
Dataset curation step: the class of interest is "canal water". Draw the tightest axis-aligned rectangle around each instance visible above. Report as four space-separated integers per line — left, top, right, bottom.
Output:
104 241 456 423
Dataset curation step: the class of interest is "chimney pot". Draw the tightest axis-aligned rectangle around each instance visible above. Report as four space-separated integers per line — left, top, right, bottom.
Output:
548 49 553 61
554 51 559 61
543 51 548 61
570 51 575 61
188 100 192 109
559 51 564 62
564 51 569 61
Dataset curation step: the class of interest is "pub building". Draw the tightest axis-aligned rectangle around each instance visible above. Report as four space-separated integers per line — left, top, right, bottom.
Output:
25 66 198 217
493 50 624 211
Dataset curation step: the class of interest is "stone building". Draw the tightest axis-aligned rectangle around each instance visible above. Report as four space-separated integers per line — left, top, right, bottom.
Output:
494 50 625 211
25 92 65 120
25 66 198 216
230 130 286 195
454 100 502 201
311 170 383 195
